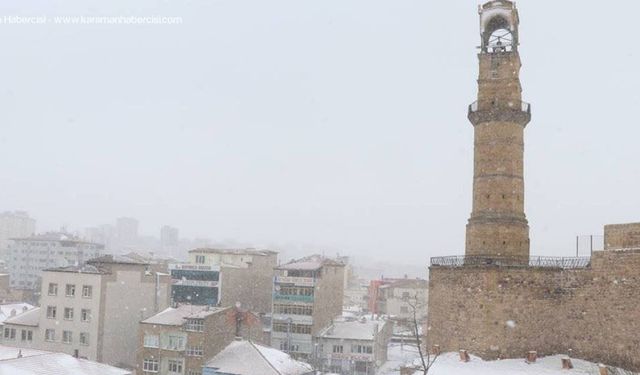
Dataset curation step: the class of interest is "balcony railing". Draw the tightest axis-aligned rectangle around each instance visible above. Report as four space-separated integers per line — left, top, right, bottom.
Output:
468 100 531 115
273 293 314 303
274 276 316 287
430 255 590 269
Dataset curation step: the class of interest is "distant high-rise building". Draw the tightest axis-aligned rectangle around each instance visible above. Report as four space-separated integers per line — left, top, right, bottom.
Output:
116 217 138 251
0 211 36 261
7 232 103 290
160 225 179 256
83 224 115 250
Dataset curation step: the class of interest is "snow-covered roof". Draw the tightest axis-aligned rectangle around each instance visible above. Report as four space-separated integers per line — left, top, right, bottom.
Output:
0 303 35 324
0 345 131 374
9 232 101 246
277 254 344 271
3 307 40 327
87 254 149 265
141 305 227 326
378 348 624 375
204 340 313 375
189 248 277 256
318 317 388 341
43 264 105 274
379 279 428 290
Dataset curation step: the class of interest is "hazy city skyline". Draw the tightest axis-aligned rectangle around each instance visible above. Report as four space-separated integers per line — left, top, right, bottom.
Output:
1 1 639 264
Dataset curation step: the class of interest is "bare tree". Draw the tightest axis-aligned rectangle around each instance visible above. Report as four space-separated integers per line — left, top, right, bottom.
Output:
406 295 438 374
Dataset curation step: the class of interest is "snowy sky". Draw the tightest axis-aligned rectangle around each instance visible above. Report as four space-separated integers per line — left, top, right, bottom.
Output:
1 1 639 265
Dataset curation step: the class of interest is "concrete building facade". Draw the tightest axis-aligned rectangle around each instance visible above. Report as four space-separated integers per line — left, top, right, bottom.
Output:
315 317 392 375
138 305 265 375
376 279 428 322
2 255 170 368
170 248 277 314
7 233 103 290
271 255 345 360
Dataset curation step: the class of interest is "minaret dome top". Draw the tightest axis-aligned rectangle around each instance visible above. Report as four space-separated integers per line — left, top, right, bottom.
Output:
479 1 520 54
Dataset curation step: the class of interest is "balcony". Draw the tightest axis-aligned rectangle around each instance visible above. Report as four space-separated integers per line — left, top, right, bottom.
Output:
273 293 314 303
468 100 531 126
274 276 316 287
272 314 313 325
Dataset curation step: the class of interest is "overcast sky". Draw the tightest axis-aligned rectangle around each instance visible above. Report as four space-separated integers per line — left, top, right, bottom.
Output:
1 1 639 265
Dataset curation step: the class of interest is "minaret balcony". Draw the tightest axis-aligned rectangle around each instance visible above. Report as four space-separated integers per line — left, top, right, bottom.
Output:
468 100 531 126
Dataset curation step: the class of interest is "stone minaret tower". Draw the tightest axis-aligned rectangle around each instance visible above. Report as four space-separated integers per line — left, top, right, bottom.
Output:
465 0 531 261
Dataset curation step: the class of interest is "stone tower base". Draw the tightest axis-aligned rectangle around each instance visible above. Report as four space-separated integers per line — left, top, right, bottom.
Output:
426 250 640 371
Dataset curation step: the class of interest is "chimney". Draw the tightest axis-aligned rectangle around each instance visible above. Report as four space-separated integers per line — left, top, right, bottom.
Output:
561 356 574 369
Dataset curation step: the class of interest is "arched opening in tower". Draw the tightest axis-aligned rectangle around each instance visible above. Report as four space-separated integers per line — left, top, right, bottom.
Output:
483 16 515 53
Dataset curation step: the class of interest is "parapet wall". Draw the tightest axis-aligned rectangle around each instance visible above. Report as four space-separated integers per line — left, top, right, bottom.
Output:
426 250 640 371
604 222 640 250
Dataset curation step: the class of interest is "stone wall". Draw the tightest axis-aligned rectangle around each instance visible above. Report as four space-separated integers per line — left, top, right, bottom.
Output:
604 223 640 250
426 250 640 371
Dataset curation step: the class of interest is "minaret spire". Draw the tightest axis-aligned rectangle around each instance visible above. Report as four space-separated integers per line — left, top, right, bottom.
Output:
465 0 531 261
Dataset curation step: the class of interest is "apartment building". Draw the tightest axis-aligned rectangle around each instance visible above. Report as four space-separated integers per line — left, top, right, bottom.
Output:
2 255 170 368
375 279 428 322
0 211 35 262
315 317 393 375
7 232 103 290
170 248 277 314
271 255 345 360
138 304 264 375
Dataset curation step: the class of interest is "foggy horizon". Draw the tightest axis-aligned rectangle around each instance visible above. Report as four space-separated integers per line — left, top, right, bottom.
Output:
2 0 640 265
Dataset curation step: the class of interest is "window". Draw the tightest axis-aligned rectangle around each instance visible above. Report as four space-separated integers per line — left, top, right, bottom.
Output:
185 319 204 332
167 335 185 351
352 344 373 354
64 307 74 320
279 342 299 352
3 328 15 340
80 332 89 346
46 305 57 319
144 334 159 348
63 330 72 344
332 345 343 353
48 283 58 296
401 291 411 299
143 359 159 373
186 345 204 357
82 285 93 298
400 306 409 314
272 323 311 335
168 359 183 373
273 304 313 316
65 284 75 297
21 329 32 341
187 371 202 375
195 255 205 264
45 329 55 342
81 308 91 322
